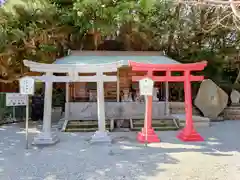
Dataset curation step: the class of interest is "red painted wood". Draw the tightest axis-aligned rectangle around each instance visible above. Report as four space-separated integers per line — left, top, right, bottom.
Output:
132 75 204 82
129 60 207 143
137 96 160 143
129 61 207 71
177 71 204 141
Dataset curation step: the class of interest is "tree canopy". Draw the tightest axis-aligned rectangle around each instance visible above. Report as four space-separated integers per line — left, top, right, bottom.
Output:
0 0 239 90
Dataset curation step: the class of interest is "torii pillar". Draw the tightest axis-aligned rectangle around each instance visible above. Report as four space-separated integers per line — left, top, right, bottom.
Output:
90 72 117 143
33 72 59 145
129 61 207 142
23 60 120 145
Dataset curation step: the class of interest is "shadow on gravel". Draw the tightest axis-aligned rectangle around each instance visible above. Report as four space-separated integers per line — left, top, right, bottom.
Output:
0 121 239 180
158 121 240 157
0 125 178 180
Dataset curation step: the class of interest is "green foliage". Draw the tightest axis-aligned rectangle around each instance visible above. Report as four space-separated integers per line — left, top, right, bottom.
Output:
72 0 156 36
0 0 240 87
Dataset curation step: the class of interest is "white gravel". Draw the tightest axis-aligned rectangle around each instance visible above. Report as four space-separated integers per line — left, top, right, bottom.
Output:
0 121 240 180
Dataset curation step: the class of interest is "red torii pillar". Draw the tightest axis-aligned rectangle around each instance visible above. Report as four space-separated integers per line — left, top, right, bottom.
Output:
129 61 207 142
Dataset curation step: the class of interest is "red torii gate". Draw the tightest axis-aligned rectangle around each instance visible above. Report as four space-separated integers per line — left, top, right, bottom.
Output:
129 60 207 143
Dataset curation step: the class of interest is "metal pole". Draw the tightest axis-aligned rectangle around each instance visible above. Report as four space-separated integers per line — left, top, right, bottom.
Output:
145 95 148 147
13 106 16 121
25 95 29 149
117 69 120 102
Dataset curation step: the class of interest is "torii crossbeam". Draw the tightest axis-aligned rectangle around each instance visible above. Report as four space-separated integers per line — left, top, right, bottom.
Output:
129 60 207 143
23 60 122 145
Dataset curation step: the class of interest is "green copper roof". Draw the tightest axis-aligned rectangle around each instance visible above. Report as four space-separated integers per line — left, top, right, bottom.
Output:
54 55 180 65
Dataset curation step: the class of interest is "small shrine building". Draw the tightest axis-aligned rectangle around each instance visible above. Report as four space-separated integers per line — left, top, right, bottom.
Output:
23 51 206 144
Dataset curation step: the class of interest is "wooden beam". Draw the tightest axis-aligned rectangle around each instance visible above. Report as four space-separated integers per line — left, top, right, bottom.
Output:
24 60 121 73
31 75 117 82
132 75 204 82
129 61 207 71
28 66 119 73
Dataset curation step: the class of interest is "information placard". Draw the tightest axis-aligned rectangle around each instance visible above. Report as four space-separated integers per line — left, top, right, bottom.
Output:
139 78 154 96
6 93 28 106
19 76 35 95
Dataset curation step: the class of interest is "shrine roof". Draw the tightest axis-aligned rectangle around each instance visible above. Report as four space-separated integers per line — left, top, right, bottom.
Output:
54 51 180 65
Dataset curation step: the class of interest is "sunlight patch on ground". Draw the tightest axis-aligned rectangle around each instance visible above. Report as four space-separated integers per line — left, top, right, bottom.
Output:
70 133 78 136
43 175 57 180
208 137 218 141
95 170 106 176
0 168 4 173
120 145 142 150
25 152 32 156
148 142 203 150
16 128 40 134
1 121 240 180
206 141 222 146
19 176 35 180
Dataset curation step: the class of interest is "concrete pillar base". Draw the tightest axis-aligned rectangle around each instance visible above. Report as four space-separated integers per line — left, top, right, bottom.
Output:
32 131 59 145
90 131 112 144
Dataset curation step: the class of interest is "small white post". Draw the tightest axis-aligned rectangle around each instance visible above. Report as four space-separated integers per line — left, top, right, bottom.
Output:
165 82 170 116
19 76 35 149
145 95 148 146
12 106 16 121
25 95 29 149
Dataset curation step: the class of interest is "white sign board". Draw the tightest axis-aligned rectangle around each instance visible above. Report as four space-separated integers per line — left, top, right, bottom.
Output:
19 76 35 95
139 78 154 96
6 93 28 106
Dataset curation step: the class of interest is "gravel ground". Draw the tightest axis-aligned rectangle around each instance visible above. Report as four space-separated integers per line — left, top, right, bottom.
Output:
0 121 240 180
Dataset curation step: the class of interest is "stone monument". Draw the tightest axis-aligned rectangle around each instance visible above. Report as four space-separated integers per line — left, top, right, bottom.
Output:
194 79 228 119
230 89 240 105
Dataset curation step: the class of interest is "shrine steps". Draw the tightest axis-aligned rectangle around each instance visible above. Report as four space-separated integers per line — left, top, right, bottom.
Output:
62 115 210 132
64 120 111 132
62 119 180 132
130 119 180 131
223 105 240 120
172 114 211 127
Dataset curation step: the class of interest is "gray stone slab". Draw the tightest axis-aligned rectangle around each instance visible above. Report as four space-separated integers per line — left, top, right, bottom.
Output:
90 131 112 144
194 79 228 118
32 131 59 145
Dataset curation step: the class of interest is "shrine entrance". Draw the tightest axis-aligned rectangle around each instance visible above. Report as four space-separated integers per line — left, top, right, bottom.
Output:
23 60 120 144
129 60 207 142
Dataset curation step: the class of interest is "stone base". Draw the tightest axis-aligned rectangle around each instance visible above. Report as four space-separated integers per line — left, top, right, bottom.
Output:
32 131 59 145
137 128 160 143
230 103 240 107
90 131 112 144
177 128 204 142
